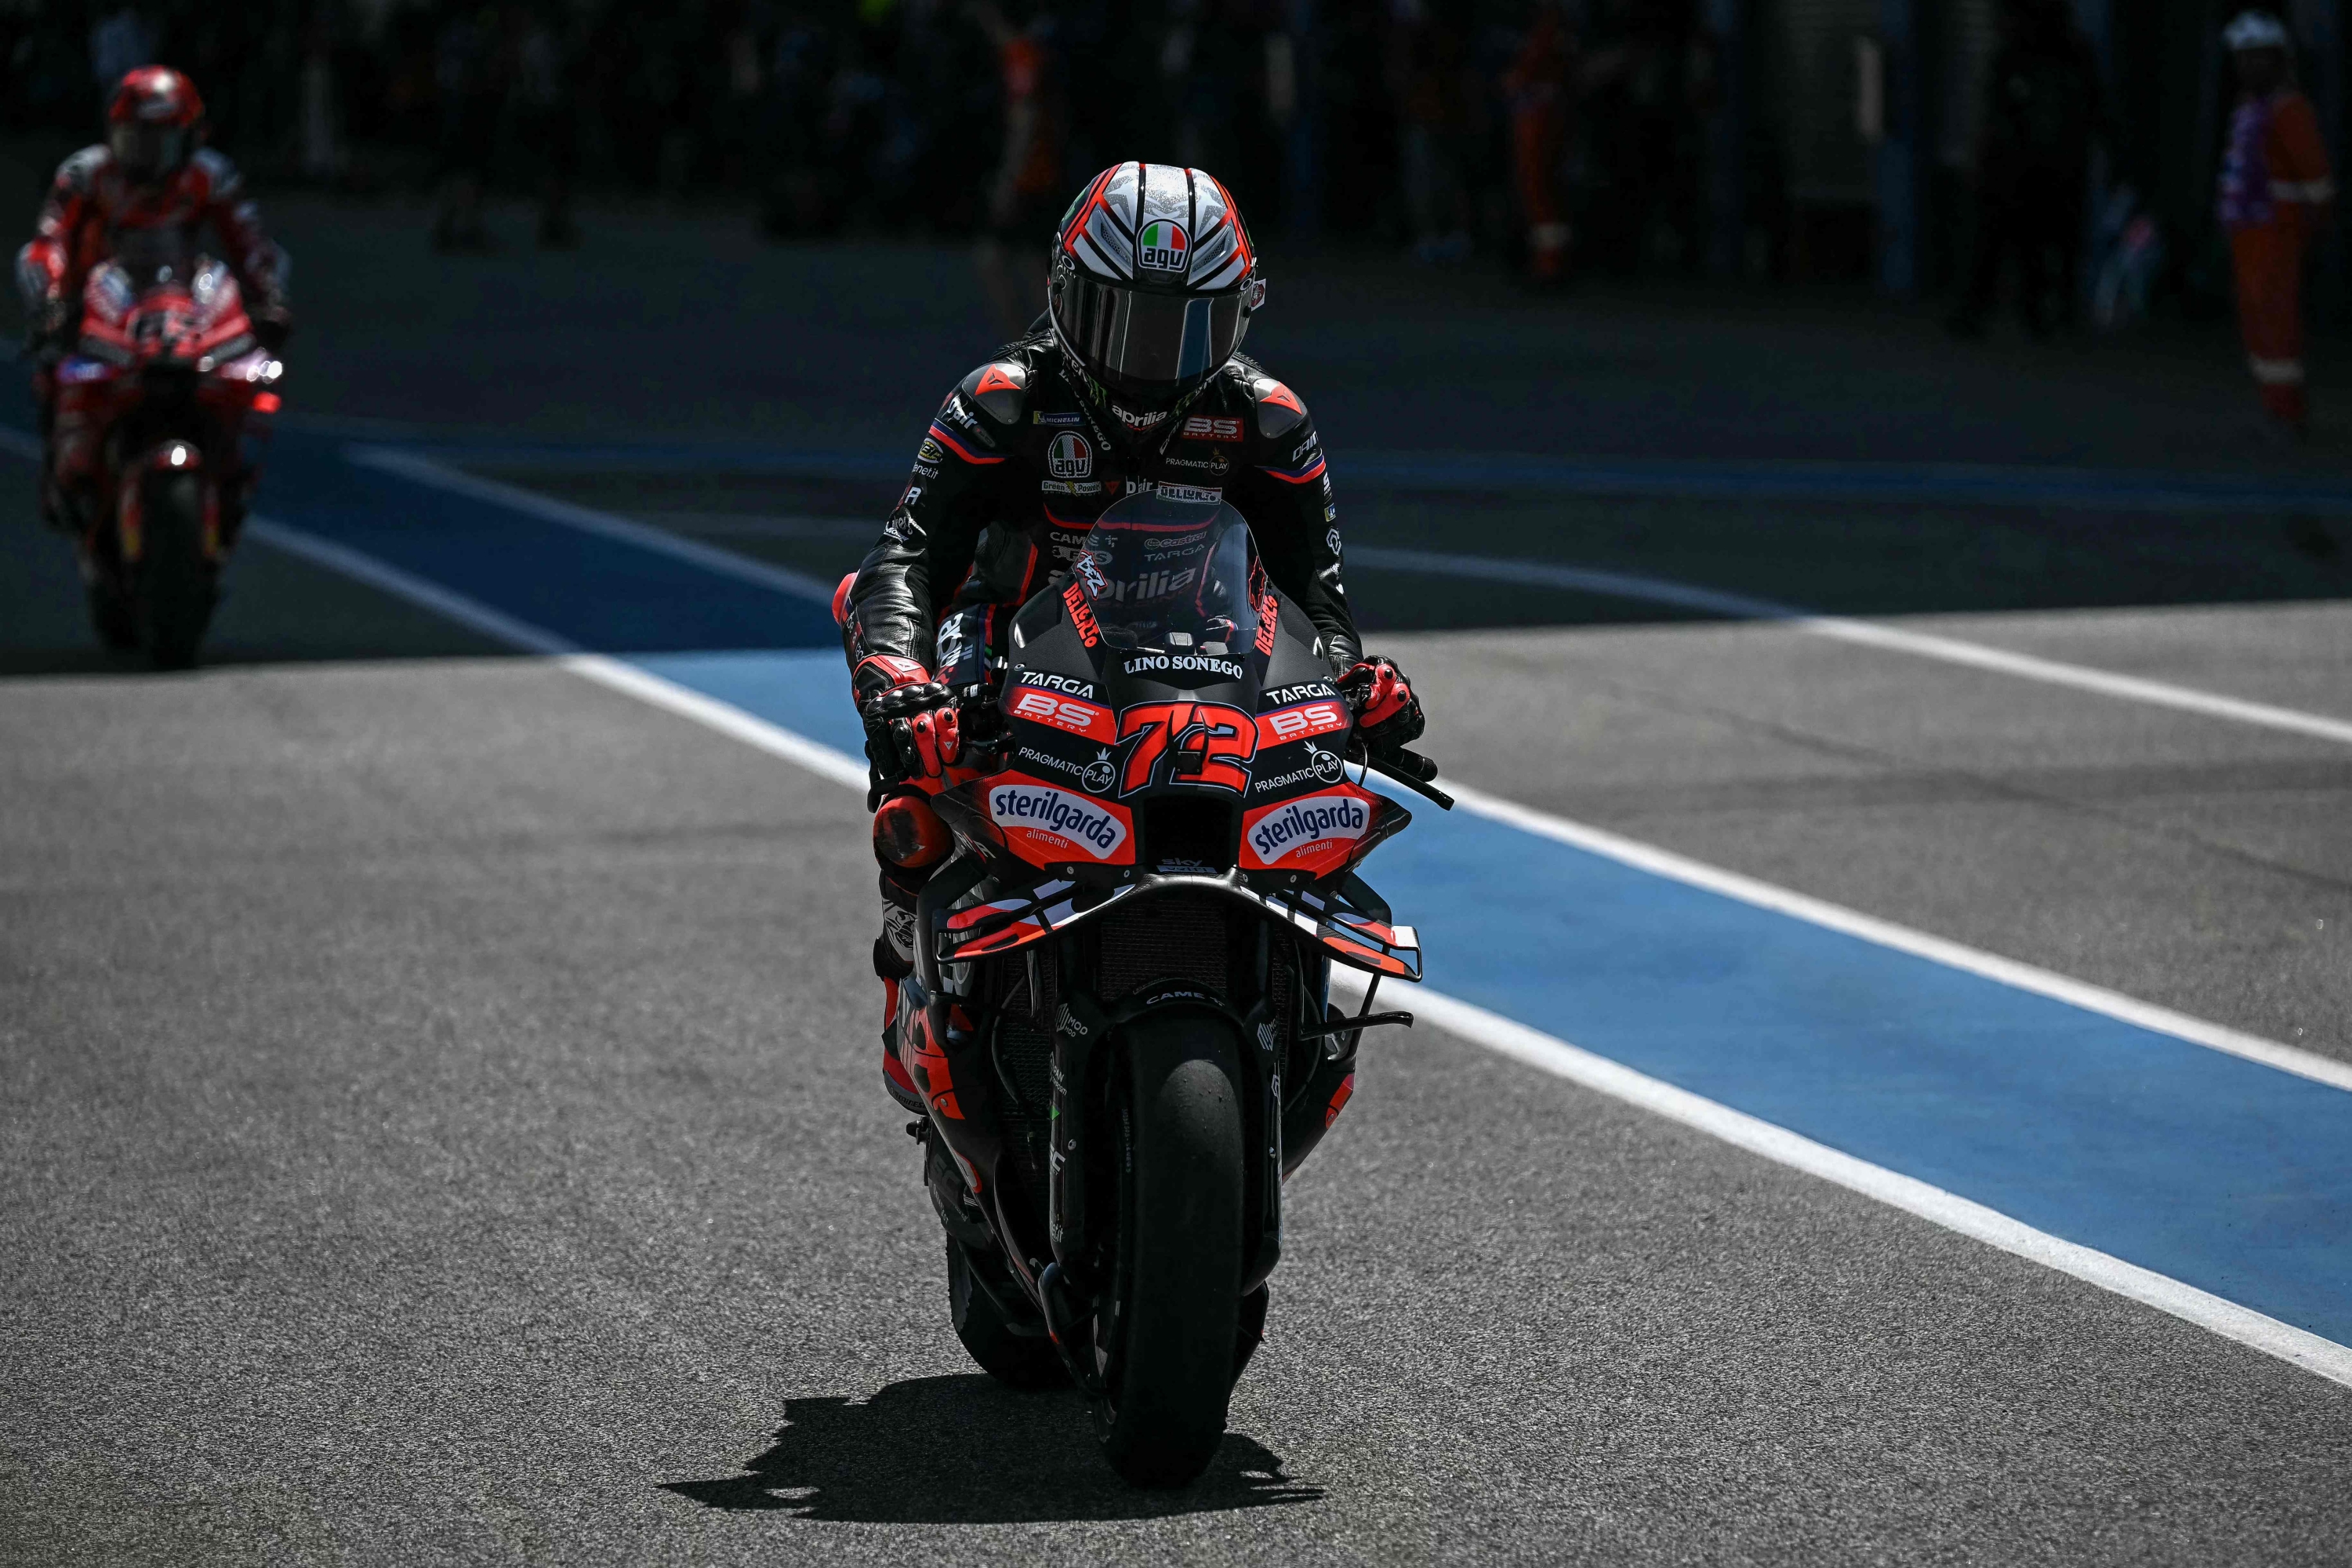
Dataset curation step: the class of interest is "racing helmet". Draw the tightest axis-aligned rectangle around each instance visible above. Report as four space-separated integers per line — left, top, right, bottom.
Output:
1050 162 1265 420
107 67 205 184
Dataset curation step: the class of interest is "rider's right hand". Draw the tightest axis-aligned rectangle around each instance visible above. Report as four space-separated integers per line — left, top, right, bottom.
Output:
855 655 962 789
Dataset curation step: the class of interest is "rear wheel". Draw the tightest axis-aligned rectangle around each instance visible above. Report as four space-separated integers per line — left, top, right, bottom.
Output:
1092 1011 1246 1487
133 470 216 671
946 1236 1066 1388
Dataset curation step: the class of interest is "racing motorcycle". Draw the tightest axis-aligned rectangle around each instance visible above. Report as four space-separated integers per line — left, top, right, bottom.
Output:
43 255 281 668
878 491 1450 1486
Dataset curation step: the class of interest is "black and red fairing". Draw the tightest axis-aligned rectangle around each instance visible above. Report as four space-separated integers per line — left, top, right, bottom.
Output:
924 494 1420 979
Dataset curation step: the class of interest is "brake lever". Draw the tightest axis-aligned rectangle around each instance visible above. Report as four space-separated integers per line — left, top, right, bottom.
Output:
1351 742 1454 810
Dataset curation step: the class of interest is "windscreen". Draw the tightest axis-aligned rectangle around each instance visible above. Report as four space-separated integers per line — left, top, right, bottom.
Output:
1072 493 1260 655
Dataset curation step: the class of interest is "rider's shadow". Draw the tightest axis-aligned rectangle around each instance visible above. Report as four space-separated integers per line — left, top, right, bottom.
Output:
661 1375 1322 1523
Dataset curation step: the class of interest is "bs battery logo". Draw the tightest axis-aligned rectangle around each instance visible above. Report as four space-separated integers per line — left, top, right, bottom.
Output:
1138 220 1189 273
1048 430 1093 479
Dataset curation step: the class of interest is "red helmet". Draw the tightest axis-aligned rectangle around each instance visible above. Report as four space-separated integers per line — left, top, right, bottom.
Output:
106 67 205 183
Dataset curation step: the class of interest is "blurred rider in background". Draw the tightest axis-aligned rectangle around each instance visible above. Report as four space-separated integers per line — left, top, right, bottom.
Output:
837 162 1428 1102
16 66 292 531
2218 9 2334 442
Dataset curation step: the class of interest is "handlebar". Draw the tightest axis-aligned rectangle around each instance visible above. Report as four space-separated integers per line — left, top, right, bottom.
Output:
1355 743 1454 810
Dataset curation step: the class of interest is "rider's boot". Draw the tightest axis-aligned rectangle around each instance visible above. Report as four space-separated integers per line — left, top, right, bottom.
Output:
875 875 926 1115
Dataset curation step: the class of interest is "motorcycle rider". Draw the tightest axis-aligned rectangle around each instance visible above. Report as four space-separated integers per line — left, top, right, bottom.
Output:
838 161 1427 1095
16 66 291 532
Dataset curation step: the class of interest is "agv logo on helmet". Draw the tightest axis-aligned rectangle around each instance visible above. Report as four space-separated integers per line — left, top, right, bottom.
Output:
1138 220 1189 274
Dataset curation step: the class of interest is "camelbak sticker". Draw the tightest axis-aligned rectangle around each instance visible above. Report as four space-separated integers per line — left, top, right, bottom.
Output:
1241 788 1374 872
988 775 1134 863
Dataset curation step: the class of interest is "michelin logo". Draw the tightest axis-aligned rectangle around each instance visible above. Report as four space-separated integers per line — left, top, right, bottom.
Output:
989 781 1128 858
1248 790 1368 864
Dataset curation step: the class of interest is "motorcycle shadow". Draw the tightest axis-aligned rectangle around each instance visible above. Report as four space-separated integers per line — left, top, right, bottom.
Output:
661 1374 1323 1522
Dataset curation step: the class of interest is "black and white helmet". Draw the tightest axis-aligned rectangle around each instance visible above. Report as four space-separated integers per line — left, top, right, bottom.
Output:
1050 162 1265 419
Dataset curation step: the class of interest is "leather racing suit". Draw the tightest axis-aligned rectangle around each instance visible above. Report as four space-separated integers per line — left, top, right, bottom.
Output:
16 144 289 522
841 335 1358 685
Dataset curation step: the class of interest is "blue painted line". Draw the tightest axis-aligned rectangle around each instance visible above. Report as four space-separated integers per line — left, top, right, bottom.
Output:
254 442 2352 1354
619 649 2352 1350
383 434 2352 517
264 440 838 652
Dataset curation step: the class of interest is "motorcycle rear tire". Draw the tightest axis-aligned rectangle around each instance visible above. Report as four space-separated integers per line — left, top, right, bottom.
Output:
1092 1011 1245 1487
946 1235 1065 1388
135 470 215 671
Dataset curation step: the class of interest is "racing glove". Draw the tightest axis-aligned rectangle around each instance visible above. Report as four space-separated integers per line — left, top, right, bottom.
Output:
1338 656 1426 756
855 655 961 794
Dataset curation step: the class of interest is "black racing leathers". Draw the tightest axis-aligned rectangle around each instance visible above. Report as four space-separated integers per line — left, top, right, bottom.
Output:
841 337 1359 685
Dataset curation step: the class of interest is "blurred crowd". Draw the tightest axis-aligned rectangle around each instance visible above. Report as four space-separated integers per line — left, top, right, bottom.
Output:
2 0 1733 278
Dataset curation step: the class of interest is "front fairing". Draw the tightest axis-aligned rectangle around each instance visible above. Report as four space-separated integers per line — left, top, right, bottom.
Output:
929 493 1419 980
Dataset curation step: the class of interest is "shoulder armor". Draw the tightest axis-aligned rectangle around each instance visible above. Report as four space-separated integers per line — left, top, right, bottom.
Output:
1249 373 1308 439
191 147 241 198
957 358 1029 425
56 146 107 193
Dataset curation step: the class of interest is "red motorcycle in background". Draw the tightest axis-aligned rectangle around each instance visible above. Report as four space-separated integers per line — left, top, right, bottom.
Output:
44 255 282 669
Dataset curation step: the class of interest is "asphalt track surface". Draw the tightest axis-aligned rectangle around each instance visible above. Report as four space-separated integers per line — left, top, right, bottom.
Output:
6 201 2352 1564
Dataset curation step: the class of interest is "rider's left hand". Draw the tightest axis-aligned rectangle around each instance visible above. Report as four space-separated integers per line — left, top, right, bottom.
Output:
1339 656 1425 756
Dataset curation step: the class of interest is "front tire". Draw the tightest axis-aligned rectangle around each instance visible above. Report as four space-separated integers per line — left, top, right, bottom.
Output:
86 582 138 651
1093 1011 1246 1487
133 470 216 671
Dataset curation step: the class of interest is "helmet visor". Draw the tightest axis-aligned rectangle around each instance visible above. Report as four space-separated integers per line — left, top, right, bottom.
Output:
1056 274 1246 404
110 122 189 180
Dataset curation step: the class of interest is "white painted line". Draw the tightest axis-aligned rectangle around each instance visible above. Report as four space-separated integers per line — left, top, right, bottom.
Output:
1436 776 2352 1094
247 517 578 655
557 652 870 793
345 445 844 605
1330 971 2352 1392
1353 546 2352 748
249 515 869 788
223 515 2352 1389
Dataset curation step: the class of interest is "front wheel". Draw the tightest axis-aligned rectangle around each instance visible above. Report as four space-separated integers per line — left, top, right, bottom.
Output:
85 582 138 651
1092 1011 1247 1487
133 469 217 671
